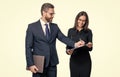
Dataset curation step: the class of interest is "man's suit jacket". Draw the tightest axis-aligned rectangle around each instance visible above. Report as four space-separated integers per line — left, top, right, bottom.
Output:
25 20 75 68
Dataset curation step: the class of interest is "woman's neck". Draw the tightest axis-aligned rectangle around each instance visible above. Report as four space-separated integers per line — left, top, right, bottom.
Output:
76 26 83 31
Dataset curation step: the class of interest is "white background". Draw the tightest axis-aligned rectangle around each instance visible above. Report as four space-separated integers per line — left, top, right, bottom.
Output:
0 0 120 77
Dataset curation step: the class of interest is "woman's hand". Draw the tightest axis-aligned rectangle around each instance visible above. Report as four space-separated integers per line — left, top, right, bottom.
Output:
66 49 74 55
86 42 92 48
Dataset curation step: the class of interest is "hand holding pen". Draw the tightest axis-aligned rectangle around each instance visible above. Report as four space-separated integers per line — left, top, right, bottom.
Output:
67 38 85 55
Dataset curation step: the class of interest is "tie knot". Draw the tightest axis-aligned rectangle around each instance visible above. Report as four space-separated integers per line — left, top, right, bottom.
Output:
45 24 48 27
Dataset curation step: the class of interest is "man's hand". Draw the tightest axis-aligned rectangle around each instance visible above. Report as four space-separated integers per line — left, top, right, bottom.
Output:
29 65 38 73
75 40 85 48
66 49 74 55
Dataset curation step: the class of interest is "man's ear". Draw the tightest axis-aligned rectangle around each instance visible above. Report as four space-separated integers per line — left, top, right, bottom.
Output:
42 11 46 16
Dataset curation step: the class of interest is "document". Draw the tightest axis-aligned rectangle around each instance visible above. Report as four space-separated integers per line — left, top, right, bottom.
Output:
33 55 45 73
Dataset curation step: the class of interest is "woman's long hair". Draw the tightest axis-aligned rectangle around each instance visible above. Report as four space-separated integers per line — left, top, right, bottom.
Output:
73 11 89 30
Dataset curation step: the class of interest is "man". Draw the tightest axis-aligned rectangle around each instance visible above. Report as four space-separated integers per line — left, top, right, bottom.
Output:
25 3 83 77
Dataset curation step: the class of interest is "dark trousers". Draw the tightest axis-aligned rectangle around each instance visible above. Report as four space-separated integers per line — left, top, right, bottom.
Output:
33 66 57 77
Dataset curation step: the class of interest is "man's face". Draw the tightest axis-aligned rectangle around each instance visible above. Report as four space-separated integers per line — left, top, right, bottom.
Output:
44 8 55 22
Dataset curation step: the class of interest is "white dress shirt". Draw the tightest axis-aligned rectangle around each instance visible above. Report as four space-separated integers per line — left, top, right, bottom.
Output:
40 19 50 35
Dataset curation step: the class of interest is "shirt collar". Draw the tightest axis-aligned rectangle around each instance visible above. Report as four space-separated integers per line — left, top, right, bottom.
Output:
40 18 49 26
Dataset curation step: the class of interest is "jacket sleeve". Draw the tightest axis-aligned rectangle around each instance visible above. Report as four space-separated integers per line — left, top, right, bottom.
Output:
25 24 34 67
56 25 75 48
86 29 93 51
66 29 74 49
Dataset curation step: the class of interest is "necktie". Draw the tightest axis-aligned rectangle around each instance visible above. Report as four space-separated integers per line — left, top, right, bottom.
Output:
45 24 50 40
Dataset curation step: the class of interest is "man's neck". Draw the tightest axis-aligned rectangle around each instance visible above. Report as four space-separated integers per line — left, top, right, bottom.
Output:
41 17 48 23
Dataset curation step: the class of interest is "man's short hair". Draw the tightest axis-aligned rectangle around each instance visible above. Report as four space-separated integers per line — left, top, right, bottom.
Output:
41 3 54 15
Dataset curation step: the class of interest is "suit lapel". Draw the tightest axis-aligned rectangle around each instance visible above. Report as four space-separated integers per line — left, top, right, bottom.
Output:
36 20 47 41
36 21 55 42
49 23 55 42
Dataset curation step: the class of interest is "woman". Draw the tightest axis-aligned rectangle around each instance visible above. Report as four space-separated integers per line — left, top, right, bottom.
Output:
66 11 93 77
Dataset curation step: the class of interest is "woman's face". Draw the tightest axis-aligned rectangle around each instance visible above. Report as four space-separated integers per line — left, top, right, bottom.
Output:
77 15 86 28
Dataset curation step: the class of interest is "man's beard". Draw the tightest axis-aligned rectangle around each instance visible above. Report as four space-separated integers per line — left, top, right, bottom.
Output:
45 17 53 23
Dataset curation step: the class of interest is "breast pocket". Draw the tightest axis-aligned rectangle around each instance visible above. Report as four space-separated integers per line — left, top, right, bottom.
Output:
78 33 88 44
